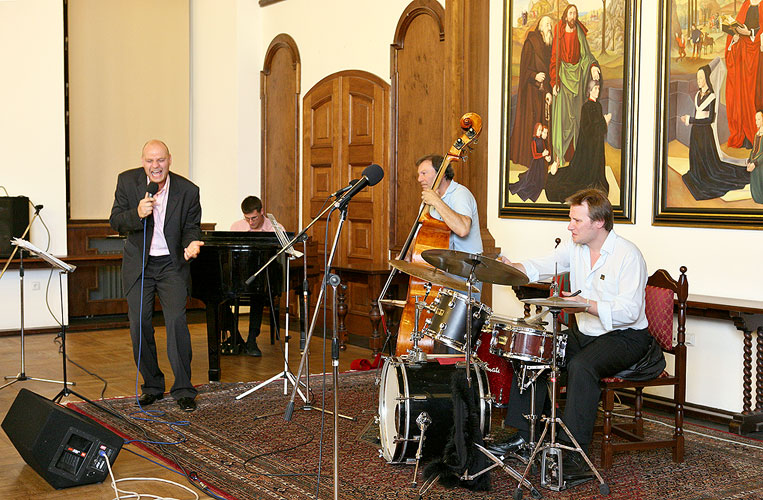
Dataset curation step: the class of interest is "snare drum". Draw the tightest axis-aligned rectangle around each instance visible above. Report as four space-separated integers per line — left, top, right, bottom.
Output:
489 322 555 364
377 356 492 464
422 289 491 353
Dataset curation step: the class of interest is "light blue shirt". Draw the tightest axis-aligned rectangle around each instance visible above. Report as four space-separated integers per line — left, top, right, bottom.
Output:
429 180 483 254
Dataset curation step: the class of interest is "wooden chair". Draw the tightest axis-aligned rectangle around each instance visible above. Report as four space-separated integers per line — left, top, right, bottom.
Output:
598 266 688 468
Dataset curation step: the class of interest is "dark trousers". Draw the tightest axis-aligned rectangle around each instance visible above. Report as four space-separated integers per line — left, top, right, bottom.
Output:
126 255 196 400
245 297 275 349
505 324 651 450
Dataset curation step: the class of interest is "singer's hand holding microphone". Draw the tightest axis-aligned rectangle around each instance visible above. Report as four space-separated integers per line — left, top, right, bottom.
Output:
137 181 160 219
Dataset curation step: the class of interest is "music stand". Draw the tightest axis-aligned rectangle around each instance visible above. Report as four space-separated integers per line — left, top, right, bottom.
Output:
236 215 306 401
2 238 75 393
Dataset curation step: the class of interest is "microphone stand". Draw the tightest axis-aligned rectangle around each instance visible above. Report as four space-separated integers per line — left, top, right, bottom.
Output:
284 204 354 423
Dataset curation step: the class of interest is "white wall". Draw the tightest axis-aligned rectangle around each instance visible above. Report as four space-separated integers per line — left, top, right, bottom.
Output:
0 0 67 330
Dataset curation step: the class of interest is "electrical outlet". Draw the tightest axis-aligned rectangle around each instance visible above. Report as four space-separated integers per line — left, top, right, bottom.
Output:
31 281 41 291
685 334 695 346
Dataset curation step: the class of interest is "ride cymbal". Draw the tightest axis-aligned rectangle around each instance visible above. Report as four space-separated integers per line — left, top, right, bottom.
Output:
421 249 529 286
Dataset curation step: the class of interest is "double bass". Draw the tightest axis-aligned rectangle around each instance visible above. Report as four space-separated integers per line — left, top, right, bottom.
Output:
379 113 483 356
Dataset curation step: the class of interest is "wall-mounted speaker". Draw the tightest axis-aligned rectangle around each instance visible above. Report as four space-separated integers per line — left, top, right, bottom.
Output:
1 388 123 489
0 196 29 258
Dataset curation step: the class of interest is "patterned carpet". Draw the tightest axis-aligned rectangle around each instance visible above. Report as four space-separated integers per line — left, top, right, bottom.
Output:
70 370 763 500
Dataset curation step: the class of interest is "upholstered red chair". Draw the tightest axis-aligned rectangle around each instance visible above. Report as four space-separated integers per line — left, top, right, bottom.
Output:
598 266 688 468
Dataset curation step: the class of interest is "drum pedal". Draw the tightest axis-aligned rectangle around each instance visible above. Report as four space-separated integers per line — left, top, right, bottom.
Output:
411 412 431 487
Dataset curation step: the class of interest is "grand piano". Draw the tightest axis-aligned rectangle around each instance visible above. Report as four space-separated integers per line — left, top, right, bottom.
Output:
190 230 308 381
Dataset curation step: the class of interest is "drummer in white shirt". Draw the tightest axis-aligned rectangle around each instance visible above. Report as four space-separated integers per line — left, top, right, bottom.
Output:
491 189 656 481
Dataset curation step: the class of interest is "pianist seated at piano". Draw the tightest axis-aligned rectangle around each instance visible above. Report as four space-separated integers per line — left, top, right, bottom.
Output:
227 196 284 357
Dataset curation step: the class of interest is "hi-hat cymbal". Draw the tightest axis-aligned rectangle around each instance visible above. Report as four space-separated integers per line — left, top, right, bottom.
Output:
522 296 591 309
389 260 476 293
421 249 529 286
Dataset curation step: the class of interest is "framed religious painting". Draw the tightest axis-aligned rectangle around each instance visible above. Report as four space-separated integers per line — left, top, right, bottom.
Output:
653 0 763 228
499 0 640 222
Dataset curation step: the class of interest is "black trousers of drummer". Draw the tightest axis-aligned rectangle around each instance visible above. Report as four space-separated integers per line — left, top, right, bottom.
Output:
505 323 651 451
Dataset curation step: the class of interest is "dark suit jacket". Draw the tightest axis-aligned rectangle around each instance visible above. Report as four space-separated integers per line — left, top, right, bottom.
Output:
109 167 201 296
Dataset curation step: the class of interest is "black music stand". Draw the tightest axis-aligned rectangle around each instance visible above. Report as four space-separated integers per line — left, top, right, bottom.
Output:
237 215 307 401
1 238 76 395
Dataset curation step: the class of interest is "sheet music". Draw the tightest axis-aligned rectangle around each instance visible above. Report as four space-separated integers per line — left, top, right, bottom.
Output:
266 214 303 258
11 238 77 273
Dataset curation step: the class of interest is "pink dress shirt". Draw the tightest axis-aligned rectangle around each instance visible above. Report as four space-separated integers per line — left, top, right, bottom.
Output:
149 176 170 256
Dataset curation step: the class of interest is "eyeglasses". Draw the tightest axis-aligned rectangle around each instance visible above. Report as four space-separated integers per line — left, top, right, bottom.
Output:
244 214 261 222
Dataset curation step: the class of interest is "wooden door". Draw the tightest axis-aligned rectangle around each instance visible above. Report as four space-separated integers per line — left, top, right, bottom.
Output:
302 71 390 344
261 34 300 230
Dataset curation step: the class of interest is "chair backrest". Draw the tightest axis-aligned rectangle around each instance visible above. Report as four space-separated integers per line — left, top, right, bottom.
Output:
644 267 688 353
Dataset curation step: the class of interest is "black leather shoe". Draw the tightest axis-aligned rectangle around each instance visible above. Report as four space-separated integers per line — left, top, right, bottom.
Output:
246 342 262 357
177 397 197 412
138 393 164 406
487 433 528 457
562 450 594 481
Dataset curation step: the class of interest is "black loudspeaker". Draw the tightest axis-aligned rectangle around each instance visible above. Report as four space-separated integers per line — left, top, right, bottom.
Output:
1 389 123 489
0 196 29 258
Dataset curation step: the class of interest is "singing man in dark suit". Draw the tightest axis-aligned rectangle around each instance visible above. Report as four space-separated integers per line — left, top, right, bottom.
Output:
109 140 204 412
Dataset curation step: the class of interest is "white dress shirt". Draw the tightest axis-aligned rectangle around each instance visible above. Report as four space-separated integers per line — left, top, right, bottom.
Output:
521 230 648 336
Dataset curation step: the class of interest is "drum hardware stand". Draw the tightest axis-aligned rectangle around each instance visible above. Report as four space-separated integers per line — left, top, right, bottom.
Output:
416 443 541 500
516 362 550 451
237 225 307 402
514 305 609 498
406 295 431 364
2 234 73 391
410 411 431 487
463 257 480 386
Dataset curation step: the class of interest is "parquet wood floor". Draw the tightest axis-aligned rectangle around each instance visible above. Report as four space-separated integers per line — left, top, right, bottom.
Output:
0 320 373 499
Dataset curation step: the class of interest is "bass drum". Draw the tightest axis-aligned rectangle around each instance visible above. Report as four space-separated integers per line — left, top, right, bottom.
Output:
377 356 492 464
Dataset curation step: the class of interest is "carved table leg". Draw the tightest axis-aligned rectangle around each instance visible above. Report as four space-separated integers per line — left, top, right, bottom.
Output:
757 326 763 412
370 300 381 356
337 283 348 350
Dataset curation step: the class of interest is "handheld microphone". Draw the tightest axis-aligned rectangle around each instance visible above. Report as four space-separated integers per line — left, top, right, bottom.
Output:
334 164 384 209
146 181 160 197
331 179 359 197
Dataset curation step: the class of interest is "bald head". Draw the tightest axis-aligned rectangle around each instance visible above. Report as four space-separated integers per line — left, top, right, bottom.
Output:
142 139 170 158
141 139 172 189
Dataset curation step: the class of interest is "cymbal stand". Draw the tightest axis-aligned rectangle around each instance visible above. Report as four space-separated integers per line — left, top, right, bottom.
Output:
514 306 609 498
405 286 431 364
463 258 480 386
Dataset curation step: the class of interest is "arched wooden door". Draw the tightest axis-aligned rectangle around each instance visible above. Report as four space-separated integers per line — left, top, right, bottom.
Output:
302 71 390 348
261 34 300 231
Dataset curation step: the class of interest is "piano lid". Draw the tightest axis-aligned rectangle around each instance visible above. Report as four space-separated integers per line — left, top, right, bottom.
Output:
198 230 295 249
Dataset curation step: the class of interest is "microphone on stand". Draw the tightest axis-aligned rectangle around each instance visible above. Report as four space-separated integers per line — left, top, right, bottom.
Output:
331 179 359 198
334 164 384 210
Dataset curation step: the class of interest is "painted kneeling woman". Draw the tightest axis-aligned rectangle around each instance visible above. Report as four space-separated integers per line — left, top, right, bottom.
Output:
509 122 550 202
747 110 763 203
681 65 750 200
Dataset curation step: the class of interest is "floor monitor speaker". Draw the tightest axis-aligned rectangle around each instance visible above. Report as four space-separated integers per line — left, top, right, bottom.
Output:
1 388 123 489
